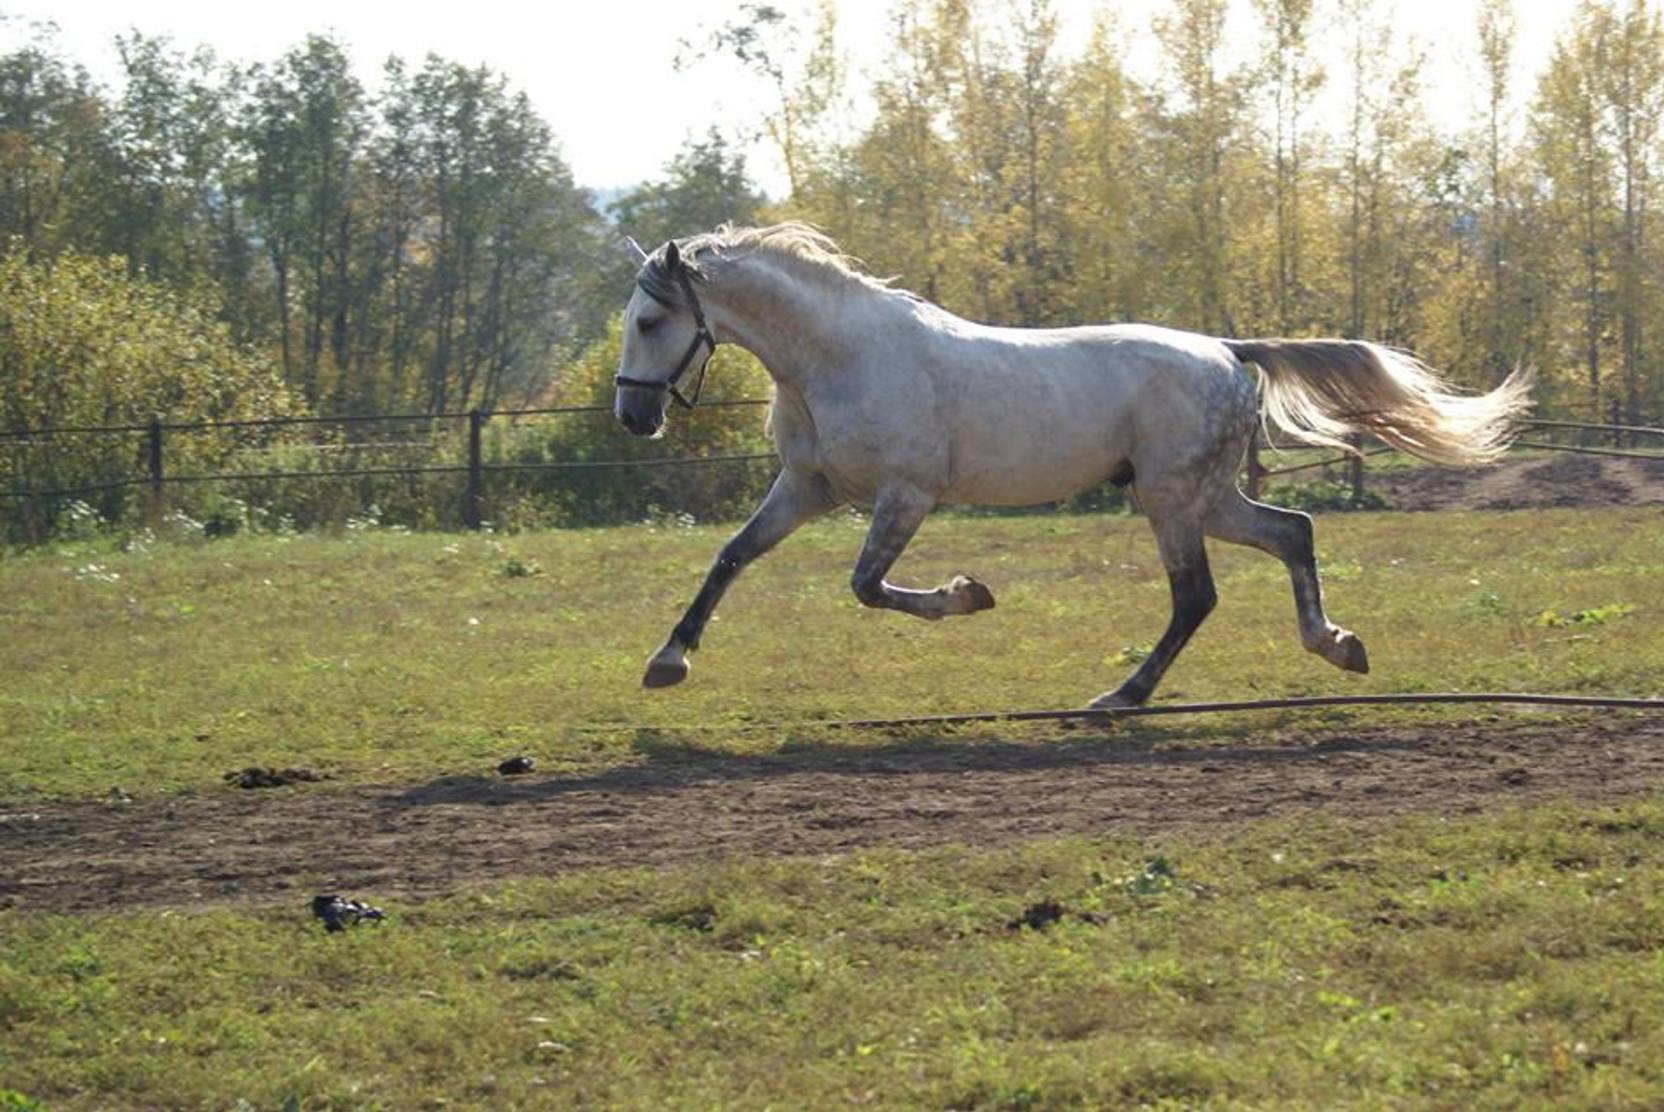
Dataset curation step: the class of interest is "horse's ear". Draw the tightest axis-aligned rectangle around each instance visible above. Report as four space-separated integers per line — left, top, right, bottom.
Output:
664 239 682 272
622 236 648 266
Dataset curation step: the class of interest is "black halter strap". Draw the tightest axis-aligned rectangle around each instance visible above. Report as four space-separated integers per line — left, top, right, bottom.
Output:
614 254 717 410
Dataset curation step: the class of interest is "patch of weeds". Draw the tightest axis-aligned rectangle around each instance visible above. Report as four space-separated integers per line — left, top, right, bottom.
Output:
201 495 251 539
1 1092 51 1112
1466 588 1509 618
649 901 718 932
1108 645 1151 666
55 500 107 542
1263 478 1386 513
501 555 543 578
497 945 580 981
1118 857 1206 899
1533 602 1635 628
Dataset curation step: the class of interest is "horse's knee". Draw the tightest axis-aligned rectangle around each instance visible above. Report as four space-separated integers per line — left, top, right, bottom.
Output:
851 569 887 608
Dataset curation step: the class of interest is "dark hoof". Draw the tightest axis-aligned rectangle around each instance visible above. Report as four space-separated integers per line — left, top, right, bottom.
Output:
1339 634 1370 675
962 576 996 612
643 654 690 688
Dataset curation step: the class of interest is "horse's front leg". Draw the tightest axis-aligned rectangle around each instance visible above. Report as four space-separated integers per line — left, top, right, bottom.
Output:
643 469 836 688
850 483 996 619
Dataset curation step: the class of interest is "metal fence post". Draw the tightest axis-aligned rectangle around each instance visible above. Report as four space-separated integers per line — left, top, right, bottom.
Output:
1348 434 1364 504
465 408 484 530
147 414 165 523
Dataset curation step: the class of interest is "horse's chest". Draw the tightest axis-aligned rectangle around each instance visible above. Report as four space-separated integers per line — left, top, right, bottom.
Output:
776 381 947 505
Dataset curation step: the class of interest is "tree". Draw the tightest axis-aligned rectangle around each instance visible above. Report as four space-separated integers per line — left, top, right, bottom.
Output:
0 27 113 257
1152 0 1242 334
1255 0 1323 332
611 129 766 247
240 35 366 404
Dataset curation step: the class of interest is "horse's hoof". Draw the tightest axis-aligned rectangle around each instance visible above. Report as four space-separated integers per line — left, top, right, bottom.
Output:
1310 628 1370 674
960 575 996 612
1337 633 1370 674
642 653 690 689
947 574 996 614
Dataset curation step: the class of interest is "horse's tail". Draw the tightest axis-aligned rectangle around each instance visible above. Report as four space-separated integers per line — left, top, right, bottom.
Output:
1225 338 1532 466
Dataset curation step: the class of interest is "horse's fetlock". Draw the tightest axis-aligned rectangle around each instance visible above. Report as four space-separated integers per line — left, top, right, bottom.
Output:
851 572 886 607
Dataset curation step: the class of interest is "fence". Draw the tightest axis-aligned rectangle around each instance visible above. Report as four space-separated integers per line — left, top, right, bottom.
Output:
0 398 778 539
4 402 1663 538
1241 417 1664 502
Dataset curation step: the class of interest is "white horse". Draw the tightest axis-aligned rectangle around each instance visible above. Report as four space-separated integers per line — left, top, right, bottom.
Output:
612 224 1529 709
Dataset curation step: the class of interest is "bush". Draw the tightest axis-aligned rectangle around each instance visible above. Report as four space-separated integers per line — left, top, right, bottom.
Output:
485 315 778 528
0 246 294 542
1261 477 1385 513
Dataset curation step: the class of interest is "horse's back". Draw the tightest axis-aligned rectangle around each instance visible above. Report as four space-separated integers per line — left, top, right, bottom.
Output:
920 316 1253 505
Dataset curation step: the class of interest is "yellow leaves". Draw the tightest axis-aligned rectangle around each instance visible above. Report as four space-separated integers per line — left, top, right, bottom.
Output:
0 248 293 493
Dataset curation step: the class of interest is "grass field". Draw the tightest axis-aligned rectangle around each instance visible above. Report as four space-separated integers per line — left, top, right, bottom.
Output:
3 507 1664 1109
2 507 1661 800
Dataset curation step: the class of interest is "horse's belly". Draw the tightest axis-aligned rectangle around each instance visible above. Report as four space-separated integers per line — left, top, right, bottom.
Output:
942 435 1127 506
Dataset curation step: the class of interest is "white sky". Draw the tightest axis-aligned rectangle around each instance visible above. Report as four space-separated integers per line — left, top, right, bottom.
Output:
1 0 1569 196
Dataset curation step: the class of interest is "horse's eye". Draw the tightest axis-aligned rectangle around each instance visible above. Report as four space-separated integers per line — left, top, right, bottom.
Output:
638 317 661 334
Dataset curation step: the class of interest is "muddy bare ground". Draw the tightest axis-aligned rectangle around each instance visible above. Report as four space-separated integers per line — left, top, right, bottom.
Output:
3 714 1663 916
1370 452 1664 511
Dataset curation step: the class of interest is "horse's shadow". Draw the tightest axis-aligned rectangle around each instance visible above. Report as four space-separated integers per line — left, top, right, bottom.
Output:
386 720 1421 809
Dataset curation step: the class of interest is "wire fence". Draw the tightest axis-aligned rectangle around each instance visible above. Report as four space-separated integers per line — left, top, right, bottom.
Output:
4 401 1662 538
1242 417 1664 501
0 398 779 539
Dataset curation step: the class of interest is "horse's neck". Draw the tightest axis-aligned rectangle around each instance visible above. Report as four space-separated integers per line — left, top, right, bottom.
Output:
711 258 875 385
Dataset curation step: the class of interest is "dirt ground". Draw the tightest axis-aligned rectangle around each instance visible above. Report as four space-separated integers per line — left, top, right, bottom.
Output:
1369 452 1664 511
4 713 1662 916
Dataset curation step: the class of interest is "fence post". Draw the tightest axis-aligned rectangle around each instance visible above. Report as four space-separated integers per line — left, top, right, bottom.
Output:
147 414 165 524
465 408 484 530
1348 433 1364 505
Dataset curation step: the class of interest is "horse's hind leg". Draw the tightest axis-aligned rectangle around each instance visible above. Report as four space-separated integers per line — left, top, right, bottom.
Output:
1090 511 1216 709
1203 491 1369 674
850 483 996 619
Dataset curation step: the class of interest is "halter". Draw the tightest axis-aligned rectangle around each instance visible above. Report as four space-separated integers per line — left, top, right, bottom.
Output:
613 251 717 410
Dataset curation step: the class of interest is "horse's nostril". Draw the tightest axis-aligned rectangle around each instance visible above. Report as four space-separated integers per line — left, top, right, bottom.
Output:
621 410 642 435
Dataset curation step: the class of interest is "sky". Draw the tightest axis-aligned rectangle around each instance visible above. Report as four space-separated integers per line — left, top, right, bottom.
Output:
1 0 1569 196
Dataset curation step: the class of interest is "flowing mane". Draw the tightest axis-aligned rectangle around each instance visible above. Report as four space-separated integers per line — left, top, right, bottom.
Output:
641 222 897 305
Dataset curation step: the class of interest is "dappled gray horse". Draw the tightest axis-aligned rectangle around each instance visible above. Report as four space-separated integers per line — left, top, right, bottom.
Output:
612 224 1529 708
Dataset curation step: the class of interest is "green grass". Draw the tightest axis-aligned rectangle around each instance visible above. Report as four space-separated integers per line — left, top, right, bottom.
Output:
4 508 1664 1109
2 507 1662 800
4 802 1663 1109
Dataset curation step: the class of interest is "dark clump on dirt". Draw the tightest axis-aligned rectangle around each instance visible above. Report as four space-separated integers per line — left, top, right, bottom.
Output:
1007 899 1068 931
1005 898 1111 932
224 766 327 789
650 902 719 932
3 715 1663 916
1370 453 1664 512
498 756 536 776
311 893 385 932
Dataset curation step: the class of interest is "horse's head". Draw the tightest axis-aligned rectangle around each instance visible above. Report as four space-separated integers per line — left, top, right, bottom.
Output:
614 237 716 438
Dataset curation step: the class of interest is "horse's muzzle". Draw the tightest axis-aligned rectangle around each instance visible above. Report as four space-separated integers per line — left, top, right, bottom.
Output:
615 394 664 438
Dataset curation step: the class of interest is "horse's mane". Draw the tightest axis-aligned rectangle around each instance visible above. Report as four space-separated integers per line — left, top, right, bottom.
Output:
643 222 898 302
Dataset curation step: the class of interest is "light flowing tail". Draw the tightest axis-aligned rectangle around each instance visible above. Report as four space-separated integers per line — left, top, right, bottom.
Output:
1225 339 1532 466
